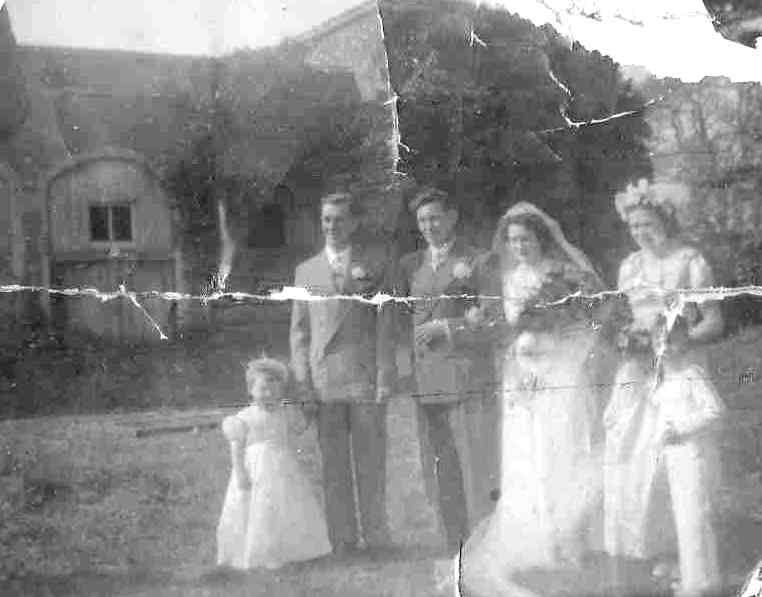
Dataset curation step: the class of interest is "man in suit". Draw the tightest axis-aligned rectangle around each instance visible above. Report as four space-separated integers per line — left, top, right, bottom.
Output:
290 192 395 555
393 187 497 551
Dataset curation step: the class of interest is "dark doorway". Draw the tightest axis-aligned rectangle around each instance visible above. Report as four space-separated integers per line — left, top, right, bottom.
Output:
248 185 291 249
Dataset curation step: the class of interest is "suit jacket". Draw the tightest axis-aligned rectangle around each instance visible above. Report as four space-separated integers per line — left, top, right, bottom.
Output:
394 239 492 405
290 244 396 403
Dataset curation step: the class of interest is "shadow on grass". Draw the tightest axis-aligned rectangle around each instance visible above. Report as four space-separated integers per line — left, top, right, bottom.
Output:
0 547 452 597
0 568 172 597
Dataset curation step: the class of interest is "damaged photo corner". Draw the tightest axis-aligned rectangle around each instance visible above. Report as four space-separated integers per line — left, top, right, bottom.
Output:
1 1 762 596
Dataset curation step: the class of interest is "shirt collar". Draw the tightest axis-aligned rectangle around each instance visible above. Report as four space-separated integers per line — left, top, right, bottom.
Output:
325 244 351 268
429 238 455 260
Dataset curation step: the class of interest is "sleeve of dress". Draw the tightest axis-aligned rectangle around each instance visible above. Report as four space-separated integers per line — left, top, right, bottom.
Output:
687 251 714 289
617 254 636 292
221 415 246 443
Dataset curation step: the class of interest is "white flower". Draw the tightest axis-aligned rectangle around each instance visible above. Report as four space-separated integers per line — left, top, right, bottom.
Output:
614 177 687 222
452 261 472 280
351 265 368 280
465 306 484 327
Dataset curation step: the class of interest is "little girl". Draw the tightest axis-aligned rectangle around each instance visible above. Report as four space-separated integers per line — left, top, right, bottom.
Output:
216 356 331 570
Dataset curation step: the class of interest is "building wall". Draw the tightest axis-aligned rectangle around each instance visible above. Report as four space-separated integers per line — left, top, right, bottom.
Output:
3 7 400 346
47 157 173 256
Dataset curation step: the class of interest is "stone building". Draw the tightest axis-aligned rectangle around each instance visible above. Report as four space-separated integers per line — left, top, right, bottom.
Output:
1 0 399 345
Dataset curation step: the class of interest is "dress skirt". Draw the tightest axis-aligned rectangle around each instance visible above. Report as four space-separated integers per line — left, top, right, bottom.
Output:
217 441 331 569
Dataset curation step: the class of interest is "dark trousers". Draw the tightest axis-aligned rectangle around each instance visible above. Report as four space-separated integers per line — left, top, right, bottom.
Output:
317 402 388 548
418 402 469 549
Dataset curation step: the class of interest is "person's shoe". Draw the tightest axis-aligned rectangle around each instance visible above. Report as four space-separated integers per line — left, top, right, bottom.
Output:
363 529 394 551
332 541 356 558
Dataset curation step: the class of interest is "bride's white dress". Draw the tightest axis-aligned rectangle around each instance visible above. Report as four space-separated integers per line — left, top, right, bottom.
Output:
462 261 603 596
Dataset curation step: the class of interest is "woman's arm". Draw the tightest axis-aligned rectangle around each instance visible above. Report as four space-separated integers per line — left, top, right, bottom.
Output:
687 301 723 343
686 250 724 343
229 439 251 491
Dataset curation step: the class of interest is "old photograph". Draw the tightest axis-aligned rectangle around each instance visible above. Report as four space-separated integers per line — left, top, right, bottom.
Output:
1 1 762 595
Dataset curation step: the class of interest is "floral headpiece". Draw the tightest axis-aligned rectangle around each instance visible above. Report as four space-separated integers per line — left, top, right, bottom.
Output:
245 354 290 387
614 178 687 224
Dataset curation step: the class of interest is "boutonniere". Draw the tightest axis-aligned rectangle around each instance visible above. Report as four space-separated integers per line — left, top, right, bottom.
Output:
452 260 473 280
351 265 371 281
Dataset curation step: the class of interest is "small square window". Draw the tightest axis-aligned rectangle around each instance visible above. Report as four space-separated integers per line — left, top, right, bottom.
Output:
89 206 109 241
111 205 132 241
89 204 133 242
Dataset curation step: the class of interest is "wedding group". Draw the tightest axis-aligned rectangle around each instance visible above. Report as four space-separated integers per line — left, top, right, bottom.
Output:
214 179 726 597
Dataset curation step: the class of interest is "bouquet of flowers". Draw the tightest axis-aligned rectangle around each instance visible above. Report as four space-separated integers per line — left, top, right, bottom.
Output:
519 269 587 331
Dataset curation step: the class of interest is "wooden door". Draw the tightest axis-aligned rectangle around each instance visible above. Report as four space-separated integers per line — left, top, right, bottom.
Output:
53 258 176 343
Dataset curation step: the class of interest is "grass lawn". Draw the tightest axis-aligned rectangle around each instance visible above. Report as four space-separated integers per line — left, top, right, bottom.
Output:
0 397 445 596
2 328 762 595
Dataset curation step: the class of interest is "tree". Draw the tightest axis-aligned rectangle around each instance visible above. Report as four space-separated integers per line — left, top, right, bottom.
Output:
164 45 382 293
642 76 762 283
0 5 28 138
704 0 762 47
379 0 651 279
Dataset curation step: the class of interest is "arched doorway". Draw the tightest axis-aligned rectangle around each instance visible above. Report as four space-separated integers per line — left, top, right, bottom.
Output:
44 149 182 343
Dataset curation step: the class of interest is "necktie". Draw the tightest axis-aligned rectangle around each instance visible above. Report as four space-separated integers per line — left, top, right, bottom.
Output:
331 255 346 290
432 250 445 271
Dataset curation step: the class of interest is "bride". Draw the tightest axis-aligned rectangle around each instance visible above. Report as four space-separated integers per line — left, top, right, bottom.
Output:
458 202 609 596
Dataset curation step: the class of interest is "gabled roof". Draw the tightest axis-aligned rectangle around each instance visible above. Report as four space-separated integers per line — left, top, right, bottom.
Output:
8 0 378 57
293 0 378 45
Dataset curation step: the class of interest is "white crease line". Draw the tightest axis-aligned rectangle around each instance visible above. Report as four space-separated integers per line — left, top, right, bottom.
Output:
540 98 661 133
119 284 169 341
4 284 762 305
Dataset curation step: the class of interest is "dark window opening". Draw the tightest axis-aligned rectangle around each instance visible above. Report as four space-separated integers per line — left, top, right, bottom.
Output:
89 206 109 241
248 202 286 248
248 184 293 248
111 205 132 241
89 203 133 242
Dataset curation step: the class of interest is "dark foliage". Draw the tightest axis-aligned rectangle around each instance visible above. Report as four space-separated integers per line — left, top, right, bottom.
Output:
0 6 28 138
163 51 380 290
704 0 762 47
379 0 651 276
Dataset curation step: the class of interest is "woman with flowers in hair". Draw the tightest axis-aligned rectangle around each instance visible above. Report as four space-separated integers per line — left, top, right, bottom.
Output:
460 202 610 594
603 179 725 596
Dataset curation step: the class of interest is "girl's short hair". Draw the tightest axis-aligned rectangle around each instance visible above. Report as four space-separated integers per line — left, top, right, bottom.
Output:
245 357 290 392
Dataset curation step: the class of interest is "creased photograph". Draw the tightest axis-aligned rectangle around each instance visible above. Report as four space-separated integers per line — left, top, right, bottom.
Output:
1 1 762 596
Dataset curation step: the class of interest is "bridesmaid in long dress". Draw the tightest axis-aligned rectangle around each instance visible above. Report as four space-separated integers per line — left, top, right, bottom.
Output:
604 179 725 597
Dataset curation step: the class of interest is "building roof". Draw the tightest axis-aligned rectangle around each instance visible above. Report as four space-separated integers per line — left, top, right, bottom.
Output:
7 0 377 57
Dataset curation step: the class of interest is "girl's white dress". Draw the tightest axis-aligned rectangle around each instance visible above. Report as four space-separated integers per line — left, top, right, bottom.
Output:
603 246 724 595
216 404 331 570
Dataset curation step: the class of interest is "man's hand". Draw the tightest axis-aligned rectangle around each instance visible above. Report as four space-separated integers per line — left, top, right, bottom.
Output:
660 423 682 447
302 400 319 425
296 383 319 423
465 306 485 328
236 473 252 492
414 320 449 349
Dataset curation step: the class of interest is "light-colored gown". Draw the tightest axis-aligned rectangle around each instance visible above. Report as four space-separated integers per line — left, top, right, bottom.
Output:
462 258 605 595
216 404 331 570
603 246 724 595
